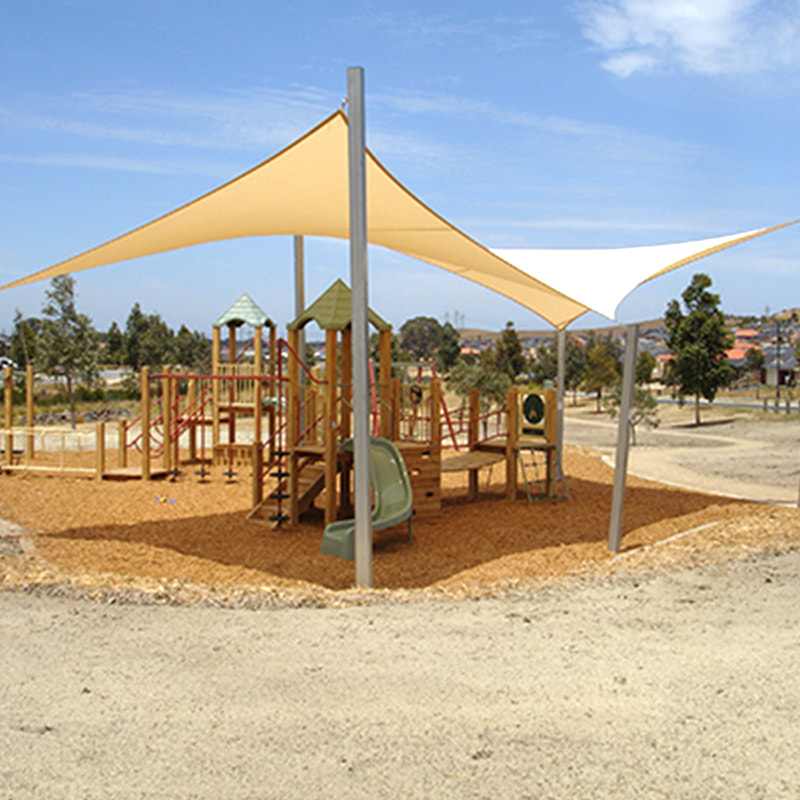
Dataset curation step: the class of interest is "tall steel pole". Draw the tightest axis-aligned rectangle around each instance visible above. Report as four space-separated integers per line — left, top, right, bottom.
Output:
555 328 566 485
347 66 372 588
608 323 638 552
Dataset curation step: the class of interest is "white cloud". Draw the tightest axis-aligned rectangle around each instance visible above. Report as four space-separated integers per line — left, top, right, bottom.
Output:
0 85 337 155
576 0 800 76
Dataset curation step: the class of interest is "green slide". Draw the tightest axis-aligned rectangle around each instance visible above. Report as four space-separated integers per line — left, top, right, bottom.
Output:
320 438 414 560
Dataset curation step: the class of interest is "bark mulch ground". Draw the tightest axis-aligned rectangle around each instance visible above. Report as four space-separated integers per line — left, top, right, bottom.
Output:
1 445 799 606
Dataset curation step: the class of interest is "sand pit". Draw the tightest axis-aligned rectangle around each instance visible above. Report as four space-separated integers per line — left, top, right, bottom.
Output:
2 411 799 605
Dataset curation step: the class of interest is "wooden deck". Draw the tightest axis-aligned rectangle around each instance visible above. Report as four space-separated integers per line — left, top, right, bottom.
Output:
441 450 504 472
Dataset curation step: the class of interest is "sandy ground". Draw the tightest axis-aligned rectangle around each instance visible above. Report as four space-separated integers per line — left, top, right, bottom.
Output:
1 402 800 798
0 548 798 799
564 402 800 505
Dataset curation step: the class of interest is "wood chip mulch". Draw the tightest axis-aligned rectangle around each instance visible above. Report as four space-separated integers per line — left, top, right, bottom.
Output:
1 445 798 606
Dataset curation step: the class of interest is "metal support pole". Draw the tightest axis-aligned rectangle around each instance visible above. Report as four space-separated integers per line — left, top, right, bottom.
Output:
555 328 566 483
347 66 372 588
608 323 638 552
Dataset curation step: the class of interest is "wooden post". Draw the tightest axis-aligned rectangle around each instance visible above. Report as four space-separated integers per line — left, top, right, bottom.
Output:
340 326 352 514
269 325 277 384
25 364 34 463
391 377 401 441
341 326 352 440
268 325 278 445
287 328 300 525
430 379 442 458
3 367 12 467
505 386 518 500
227 323 236 446
324 328 339 526
468 387 480 500
141 366 151 479
379 330 392 437
95 421 105 480
254 325 263 375
308 367 320 445
253 326 263 459
162 374 172 473
253 375 262 449
187 378 197 462
117 418 127 467
211 327 221 452
545 388 557 497
251 440 263 509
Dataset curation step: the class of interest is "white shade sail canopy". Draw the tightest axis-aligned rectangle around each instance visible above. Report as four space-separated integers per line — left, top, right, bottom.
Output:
493 220 797 324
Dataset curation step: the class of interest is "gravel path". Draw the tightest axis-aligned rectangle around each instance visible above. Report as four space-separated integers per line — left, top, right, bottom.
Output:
565 407 800 505
1 547 798 799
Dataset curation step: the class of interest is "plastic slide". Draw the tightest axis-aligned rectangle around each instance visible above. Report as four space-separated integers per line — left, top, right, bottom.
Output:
320 438 414 560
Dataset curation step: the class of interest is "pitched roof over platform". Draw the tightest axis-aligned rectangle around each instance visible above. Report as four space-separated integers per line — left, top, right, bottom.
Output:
287 279 390 332
213 293 274 329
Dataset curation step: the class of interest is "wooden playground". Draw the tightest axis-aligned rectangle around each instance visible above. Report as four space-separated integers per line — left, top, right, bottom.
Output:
2 282 567 549
3 276 797 593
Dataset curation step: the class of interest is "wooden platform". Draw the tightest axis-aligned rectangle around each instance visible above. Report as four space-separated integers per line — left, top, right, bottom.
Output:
103 466 169 480
441 451 504 472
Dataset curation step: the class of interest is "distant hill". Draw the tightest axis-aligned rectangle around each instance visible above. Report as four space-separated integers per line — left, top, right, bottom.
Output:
458 309 800 344
458 318 666 344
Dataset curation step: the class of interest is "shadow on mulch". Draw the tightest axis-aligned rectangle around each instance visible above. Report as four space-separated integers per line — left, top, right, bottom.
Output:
41 474 739 591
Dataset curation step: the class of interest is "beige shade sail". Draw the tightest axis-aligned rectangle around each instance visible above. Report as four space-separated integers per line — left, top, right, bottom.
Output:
0 111 590 330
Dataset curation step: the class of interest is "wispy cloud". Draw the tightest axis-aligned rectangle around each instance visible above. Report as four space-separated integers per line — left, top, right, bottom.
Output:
353 6 552 53
575 0 800 77
0 84 337 163
372 88 707 170
0 151 239 178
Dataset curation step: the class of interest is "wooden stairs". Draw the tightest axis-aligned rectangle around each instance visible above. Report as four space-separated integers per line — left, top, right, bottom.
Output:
248 446 330 527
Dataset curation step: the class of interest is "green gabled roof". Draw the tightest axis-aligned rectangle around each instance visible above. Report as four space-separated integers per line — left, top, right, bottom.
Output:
287 279 391 332
213 293 274 329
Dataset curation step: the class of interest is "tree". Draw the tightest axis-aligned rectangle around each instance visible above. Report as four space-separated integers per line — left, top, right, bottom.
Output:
124 303 175 369
564 336 587 404
105 321 126 366
174 325 211 372
530 339 557 385
664 273 734 425
10 310 41 368
447 348 512 434
636 350 656 386
124 303 148 369
744 347 764 386
369 331 405 366
436 321 461 372
494 321 526 379
399 316 442 360
582 333 620 412
605 383 660 445
36 276 99 427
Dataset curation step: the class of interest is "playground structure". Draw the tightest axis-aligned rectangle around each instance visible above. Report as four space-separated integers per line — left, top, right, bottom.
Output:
1 283 564 532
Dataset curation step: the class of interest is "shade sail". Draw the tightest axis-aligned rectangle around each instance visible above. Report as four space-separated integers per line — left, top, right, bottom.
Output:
0 111 590 329
493 220 798 324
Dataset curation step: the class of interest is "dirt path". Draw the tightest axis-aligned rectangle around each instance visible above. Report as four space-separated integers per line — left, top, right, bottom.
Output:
565 405 800 505
1 547 798 799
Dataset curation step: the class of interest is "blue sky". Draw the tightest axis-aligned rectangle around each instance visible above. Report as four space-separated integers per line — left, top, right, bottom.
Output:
1 0 799 338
